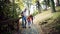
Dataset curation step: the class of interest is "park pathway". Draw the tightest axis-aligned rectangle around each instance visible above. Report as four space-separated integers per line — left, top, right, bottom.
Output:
20 11 53 34
21 24 40 34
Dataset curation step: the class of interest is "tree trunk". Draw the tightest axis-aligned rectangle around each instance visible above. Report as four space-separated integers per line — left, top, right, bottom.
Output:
50 0 56 12
57 0 60 6
47 0 50 7
44 0 47 10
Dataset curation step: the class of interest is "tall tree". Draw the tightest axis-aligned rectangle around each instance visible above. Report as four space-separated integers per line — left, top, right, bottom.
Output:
57 0 60 6
47 0 50 7
0 0 19 34
44 0 47 10
50 0 56 12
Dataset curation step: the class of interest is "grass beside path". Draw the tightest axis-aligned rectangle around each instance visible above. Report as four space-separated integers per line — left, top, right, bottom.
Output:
33 10 52 24
38 7 60 34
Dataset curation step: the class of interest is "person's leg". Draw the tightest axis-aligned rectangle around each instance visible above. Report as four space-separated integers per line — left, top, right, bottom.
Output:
28 21 31 28
31 19 33 24
30 17 33 24
22 18 25 28
23 16 27 28
24 19 27 28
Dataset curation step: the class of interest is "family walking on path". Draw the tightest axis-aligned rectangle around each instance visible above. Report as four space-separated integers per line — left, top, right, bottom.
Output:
21 8 33 28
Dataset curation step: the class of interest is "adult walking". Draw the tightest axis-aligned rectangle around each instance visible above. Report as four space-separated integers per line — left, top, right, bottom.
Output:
21 8 27 28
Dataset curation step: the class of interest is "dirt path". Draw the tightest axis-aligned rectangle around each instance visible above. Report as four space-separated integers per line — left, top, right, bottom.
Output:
21 24 40 34
19 11 53 34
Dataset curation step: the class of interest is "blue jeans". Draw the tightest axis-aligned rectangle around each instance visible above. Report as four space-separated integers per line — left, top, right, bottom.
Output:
22 16 26 27
28 21 31 26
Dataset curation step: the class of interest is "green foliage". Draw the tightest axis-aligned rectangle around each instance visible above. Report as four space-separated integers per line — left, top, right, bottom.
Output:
55 24 60 32
32 0 37 4
54 14 60 33
46 0 50 7
32 10 38 16
0 0 20 34
0 0 19 20
15 0 24 10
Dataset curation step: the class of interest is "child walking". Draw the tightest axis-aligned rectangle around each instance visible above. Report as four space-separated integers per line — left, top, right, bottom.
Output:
30 15 33 24
27 15 33 28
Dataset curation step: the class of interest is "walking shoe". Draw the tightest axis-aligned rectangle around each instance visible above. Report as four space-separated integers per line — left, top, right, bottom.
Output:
29 26 31 28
